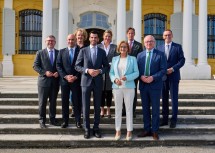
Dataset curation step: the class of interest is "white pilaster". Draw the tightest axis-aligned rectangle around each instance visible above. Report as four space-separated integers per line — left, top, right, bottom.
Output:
133 0 142 42
197 0 211 79
58 0 69 49
2 0 14 77
174 0 182 13
117 0 126 44
181 0 197 79
192 0 195 14
130 0 133 11
42 0 52 48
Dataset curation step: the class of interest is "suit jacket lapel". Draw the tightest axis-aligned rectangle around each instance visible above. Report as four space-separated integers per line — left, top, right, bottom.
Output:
114 56 120 78
87 46 95 66
125 55 130 74
65 48 70 64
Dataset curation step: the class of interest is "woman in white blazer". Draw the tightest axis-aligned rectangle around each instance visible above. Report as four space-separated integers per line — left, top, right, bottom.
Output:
109 40 139 141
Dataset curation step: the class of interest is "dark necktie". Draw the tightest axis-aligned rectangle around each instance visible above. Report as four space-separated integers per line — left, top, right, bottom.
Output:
70 48 74 65
145 51 151 76
50 50 54 66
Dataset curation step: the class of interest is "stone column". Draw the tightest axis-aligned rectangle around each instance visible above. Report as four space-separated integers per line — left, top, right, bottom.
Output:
197 0 211 79
42 0 52 48
117 0 126 44
2 0 14 77
58 0 69 49
174 0 182 13
133 0 142 42
181 0 197 79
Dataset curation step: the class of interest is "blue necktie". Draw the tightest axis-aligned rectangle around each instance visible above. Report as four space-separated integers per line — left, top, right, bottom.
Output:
50 50 54 66
70 48 74 65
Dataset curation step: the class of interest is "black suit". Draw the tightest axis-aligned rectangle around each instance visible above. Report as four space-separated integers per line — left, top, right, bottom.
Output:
75 46 109 131
33 48 59 124
128 40 143 114
56 46 82 124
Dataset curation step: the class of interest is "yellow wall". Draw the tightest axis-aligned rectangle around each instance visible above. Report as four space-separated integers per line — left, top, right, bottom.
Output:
13 0 42 76
0 0 3 62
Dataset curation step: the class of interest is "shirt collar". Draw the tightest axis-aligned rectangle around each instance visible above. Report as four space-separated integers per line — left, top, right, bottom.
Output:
47 48 54 52
165 42 172 47
90 45 97 49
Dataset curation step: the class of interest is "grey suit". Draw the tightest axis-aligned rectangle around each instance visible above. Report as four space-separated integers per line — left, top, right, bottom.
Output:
33 48 59 124
75 46 109 131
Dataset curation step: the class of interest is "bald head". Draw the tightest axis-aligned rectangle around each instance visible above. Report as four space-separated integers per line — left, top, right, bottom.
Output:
67 34 76 48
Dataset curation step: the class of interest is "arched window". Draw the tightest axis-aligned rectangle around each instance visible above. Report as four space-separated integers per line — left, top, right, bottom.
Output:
144 13 167 46
208 15 215 58
19 9 42 54
78 12 110 29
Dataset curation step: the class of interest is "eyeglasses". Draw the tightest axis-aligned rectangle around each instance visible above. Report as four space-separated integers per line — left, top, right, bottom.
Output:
144 40 154 44
120 46 127 49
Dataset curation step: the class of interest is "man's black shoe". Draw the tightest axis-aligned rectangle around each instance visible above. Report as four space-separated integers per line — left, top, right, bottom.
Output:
50 120 60 126
61 122 68 128
76 122 82 128
84 131 90 139
160 122 168 127
40 123 47 129
93 129 101 138
170 122 176 128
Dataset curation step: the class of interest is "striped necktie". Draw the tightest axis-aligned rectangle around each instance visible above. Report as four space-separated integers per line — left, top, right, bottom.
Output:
145 51 151 76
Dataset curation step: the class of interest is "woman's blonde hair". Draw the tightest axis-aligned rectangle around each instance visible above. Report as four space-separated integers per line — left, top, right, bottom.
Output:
74 28 88 41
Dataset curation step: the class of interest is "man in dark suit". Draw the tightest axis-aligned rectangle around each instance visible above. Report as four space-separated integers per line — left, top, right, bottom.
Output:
123 27 143 117
157 29 185 128
75 30 109 139
56 34 82 129
137 35 166 140
33 35 59 129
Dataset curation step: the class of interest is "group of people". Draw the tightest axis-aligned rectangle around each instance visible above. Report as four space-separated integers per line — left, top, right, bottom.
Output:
33 27 185 141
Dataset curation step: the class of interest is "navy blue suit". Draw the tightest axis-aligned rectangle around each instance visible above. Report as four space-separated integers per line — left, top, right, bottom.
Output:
157 42 185 124
56 46 82 124
75 46 109 131
137 49 166 133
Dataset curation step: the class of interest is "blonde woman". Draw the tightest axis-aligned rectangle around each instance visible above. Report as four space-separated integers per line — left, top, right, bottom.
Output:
109 41 139 141
98 30 118 118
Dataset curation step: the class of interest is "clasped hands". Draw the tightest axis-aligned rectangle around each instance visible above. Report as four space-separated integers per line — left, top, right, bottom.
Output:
65 75 77 83
45 71 59 78
114 76 126 86
88 69 101 77
141 75 153 83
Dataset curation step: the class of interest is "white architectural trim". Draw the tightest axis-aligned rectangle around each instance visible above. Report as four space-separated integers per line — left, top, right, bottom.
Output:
117 0 126 44
42 0 52 48
133 0 142 42
58 0 69 49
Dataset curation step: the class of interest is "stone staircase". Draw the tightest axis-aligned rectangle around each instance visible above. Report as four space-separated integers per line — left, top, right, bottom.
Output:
0 93 215 148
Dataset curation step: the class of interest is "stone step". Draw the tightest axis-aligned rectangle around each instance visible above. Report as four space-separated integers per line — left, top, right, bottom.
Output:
1 93 215 99
0 105 214 115
0 133 215 148
0 114 215 124
1 98 215 107
0 124 214 135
